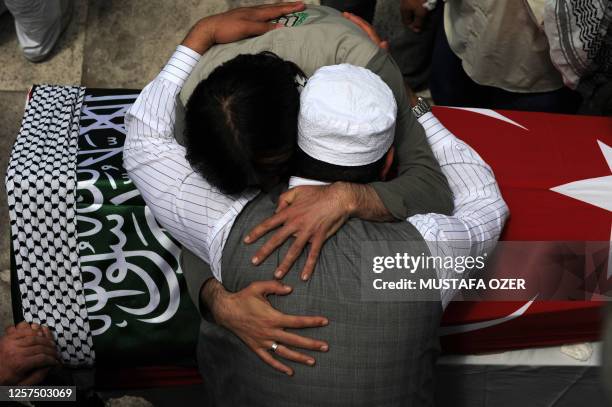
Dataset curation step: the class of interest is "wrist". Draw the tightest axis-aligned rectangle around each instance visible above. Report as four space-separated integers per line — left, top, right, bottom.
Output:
335 182 360 218
181 17 215 55
200 278 231 325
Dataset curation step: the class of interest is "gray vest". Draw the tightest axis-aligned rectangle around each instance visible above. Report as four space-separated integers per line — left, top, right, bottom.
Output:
196 189 442 407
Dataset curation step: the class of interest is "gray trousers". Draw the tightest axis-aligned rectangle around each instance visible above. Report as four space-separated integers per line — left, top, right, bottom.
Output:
3 0 71 61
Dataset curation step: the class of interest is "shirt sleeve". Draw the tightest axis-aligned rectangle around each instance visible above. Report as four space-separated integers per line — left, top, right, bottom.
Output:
407 112 509 306
123 45 249 275
366 50 454 219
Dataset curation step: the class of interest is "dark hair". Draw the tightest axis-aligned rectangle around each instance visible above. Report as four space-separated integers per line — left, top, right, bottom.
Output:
293 147 387 184
184 52 305 194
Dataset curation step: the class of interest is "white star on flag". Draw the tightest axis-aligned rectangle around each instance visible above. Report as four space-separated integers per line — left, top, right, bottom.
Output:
551 140 612 212
550 140 612 277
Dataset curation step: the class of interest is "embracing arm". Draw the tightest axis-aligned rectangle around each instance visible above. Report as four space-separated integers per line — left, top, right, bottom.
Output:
123 2 306 278
344 12 453 219
366 50 453 219
408 112 509 306
246 14 453 280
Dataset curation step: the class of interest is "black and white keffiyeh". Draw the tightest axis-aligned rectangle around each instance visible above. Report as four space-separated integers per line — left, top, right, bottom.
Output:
545 0 612 105
6 85 95 366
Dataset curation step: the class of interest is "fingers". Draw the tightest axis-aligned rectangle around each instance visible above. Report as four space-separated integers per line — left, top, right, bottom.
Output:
343 12 388 49
256 348 293 376
41 325 53 340
300 234 324 280
274 188 296 213
27 345 59 360
276 330 329 352
254 1 305 21
278 314 329 330
15 321 30 330
243 21 282 37
343 12 380 42
275 234 310 280
18 367 51 386
344 12 379 41
251 280 293 297
5 326 16 335
16 335 56 348
21 354 59 371
244 213 287 245
276 189 297 213
273 344 315 366
252 227 295 269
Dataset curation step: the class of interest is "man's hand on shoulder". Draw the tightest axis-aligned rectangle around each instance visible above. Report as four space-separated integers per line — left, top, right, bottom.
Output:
245 183 395 281
200 278 329 376
182 1 306 54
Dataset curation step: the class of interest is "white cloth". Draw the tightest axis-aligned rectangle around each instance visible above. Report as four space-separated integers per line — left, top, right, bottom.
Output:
124 47 508 308
298 64 396 166
444 0 563 93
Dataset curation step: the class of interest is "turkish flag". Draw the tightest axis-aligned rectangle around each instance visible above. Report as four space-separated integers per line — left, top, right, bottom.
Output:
433 106 612 354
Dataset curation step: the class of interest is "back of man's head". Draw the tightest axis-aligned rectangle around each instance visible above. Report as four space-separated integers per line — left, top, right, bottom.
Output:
185 52 304 194
296 64 397 184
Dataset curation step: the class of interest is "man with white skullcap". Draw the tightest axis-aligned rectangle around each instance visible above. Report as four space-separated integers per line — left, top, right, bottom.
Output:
181 62 507 405
292 63 397 188
125 5 507 404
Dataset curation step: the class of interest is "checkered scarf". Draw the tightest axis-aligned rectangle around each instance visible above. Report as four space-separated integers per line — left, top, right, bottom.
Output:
5 85 94 366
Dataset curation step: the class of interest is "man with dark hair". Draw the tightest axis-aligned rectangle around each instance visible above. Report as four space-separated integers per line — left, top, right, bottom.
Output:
180 63 507 405
185 52 305 194
125 3 453 286
124 3 506 405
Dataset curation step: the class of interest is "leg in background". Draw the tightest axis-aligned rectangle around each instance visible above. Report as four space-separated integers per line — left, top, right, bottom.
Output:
3 0 72 62
389 4 442 91
429 6 482 107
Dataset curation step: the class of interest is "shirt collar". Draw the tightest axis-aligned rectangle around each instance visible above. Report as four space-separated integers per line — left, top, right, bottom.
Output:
288 176 331 189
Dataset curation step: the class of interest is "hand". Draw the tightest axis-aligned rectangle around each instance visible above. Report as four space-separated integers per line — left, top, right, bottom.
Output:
245 183 357 281
400 0 429 32
343 12 389 50
204 279 329 376
183 2 306 54
0 322 59 385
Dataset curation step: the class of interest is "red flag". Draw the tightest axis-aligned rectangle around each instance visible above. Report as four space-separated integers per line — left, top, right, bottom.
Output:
434 106 612 353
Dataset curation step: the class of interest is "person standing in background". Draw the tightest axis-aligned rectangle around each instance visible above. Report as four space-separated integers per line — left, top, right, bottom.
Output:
428 0 582 113
323 0 442 93
1 0 72 62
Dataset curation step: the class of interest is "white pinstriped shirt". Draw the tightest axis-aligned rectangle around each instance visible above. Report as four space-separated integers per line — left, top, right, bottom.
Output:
124 46 509 308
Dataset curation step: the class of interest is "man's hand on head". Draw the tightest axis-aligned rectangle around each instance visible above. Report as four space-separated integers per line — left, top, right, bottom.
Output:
200 278 329 376
182 2 306 54
0 322 59 385
244 183 394 281
342 12 389 50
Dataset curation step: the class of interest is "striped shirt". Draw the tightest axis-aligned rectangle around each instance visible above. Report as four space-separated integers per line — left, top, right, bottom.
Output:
124 46 509 308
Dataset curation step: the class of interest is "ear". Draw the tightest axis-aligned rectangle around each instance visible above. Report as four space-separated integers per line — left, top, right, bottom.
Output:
380 147 395 181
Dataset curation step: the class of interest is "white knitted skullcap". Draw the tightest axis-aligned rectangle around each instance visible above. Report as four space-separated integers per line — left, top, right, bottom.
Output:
297 64 396 166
